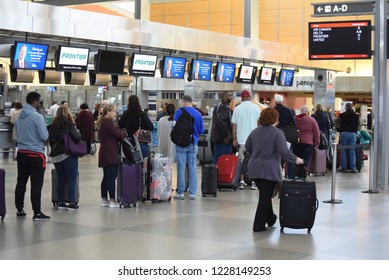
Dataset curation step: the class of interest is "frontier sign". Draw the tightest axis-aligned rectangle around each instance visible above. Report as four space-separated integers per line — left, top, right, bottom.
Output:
312 1 374 17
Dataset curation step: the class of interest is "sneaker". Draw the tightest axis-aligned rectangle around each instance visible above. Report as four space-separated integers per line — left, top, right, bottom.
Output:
189 195 196 200
16 210 26 219
109 200 120 208
101 198 110 207
67 203 79 210
32 212 50 221
57 202 68 210
251 182 258 190
173 194 185 200
238 182 245 189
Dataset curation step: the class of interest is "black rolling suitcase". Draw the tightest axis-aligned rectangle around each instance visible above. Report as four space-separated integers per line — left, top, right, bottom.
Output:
0 169 6 221
279 179 319 233
200 136 218 197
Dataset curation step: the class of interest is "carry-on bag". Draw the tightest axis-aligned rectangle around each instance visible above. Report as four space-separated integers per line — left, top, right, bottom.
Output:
307 148 327 176
143 153 172 202
200 136 218 197
117 162 143 208
279 179 319 233
217 154 241 191
51 169 80 207
0 169 6 221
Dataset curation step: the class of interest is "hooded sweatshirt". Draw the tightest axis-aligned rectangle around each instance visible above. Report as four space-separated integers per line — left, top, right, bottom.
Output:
15 103 48 154
295 113 320 146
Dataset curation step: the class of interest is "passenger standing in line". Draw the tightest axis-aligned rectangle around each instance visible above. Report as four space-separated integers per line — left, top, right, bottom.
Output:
273 94 296 179
231 90 260 190
10 102 23 160
119 95 154 158
61 101 68 107
173 95 204 200
335 103 360 173
157 103 176 161
210 91 233 164
75 103 95 155
246 108 303 232
93 103 101 121
294 105 320 179
14 91 50 221
97 104 126 208
48 101 60 117
49 106 82 210
311 104 330 143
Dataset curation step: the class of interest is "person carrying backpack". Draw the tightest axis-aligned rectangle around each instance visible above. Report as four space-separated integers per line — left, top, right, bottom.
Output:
171 95 204 200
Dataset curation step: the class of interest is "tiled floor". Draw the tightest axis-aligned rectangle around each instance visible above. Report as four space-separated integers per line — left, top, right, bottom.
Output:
1 148 388 260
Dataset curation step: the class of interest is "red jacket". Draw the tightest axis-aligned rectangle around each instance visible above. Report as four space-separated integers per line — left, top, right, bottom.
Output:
98 119 125 168
295 113 320 146
75 110 95 141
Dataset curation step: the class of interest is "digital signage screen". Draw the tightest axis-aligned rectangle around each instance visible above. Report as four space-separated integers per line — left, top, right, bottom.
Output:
308 20 371 60
129 53 158 77
11 41 49 71
236 64 257 84
277 69 294 87
189 59 212 81
214 62 236 83
160 56 187 79
258 67 276 85
56 45 90 72
95 49 126 75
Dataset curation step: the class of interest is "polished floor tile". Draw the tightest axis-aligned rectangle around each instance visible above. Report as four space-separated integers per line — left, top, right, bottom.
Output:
1 148 388 260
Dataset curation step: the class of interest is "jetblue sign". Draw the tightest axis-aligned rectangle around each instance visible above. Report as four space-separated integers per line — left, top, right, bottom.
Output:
312 2 374 17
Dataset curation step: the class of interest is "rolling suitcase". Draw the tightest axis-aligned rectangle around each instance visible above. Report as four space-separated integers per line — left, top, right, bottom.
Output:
307 148 327 176
279 179 319 233
201 136 218 197
117 163 144 208
217 154 241 191
0 169 6 221
51 169 80 207
143 154 172 202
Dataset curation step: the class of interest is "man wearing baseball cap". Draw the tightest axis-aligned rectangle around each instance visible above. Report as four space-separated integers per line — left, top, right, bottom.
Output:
231 90 261 190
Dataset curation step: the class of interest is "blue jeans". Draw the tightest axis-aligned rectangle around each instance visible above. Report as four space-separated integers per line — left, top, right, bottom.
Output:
340 131 357 171
140 143 149 158
54 156 78 204
212 143 232 164
101 164 118 200
176 144 198 196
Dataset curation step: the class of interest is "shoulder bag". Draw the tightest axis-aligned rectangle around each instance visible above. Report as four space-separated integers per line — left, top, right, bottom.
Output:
135 117 152 144
63 133 87 157
281 126 299 144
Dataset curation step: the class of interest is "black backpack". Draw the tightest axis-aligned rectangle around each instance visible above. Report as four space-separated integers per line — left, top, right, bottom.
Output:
170 108 194 147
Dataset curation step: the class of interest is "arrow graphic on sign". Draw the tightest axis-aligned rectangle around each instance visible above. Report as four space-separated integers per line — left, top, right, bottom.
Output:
317 6 323 13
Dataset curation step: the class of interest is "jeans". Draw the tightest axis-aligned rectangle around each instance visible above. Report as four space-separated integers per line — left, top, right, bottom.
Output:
293 143 313 178
15 152 46 214
101 164 118 200
140 143 149 158
54 156 79 204
212 143 232 164
176 144 198 196
340 131 357 171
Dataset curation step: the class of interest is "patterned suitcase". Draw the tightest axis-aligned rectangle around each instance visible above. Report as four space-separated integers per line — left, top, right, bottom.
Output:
217 155 241 191
0 169 6 221
117 163 144 208
143 155 172 202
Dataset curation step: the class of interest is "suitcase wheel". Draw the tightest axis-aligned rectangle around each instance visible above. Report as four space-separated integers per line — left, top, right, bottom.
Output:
280 227 284 234
307 228 312 234
168 197 172 201
202 193 206 197
213 193 217 197
1 215 4 222
233 187 237 191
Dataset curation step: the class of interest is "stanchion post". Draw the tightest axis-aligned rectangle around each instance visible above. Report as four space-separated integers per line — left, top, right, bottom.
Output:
362 140 379 194
323 143 343 204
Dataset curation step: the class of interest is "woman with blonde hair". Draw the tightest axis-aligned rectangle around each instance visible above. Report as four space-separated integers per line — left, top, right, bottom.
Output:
96 104 126 208
49 106 82 210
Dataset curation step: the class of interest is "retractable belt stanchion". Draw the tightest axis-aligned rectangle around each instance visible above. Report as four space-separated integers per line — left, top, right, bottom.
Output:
362 140 379 194
323 143 343 204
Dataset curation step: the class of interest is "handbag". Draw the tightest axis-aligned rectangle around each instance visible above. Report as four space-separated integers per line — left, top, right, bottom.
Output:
121 135 143 164
281 126 299 144
63 133 87 157
135 117 152 144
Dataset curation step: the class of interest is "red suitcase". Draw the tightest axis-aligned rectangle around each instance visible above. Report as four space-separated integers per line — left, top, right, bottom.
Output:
307 148 327 176
217 155 240 191
0 169 5 221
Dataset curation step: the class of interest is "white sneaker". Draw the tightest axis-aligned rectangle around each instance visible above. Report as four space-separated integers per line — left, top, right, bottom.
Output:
101 198 110 207
251 182 258 190
109 200 120 208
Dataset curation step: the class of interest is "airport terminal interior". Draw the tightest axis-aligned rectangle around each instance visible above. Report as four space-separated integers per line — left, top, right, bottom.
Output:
0 1 388 261
1 148 389 260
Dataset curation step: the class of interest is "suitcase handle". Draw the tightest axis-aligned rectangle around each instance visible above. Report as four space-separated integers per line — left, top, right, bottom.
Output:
315 198 319 210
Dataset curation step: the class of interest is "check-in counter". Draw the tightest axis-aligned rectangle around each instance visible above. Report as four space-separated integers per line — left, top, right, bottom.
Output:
0 116 14 157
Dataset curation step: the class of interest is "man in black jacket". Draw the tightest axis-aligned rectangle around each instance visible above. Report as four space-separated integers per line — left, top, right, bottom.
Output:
336 103 360 173
210 92 233 164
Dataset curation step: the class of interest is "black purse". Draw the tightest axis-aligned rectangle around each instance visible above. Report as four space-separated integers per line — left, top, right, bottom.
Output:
281 126 299 144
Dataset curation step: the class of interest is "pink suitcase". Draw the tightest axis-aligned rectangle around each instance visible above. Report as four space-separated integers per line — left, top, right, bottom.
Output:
143 156 172 202
308 148 327 176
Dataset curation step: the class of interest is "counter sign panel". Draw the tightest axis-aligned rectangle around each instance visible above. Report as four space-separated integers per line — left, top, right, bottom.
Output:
308 20 371 60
